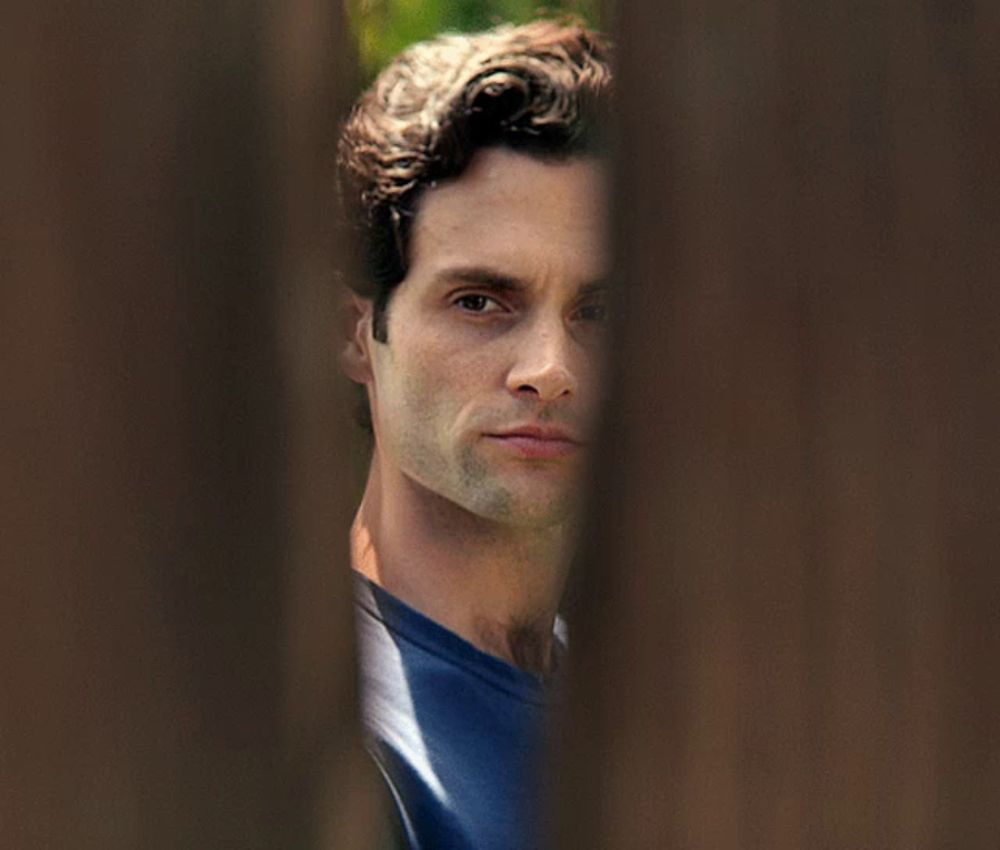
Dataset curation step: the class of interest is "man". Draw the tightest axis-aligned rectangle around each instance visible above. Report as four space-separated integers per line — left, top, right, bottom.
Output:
337 20 611 850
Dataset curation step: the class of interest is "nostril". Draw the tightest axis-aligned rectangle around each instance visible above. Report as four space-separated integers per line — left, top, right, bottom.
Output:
507 355 576 401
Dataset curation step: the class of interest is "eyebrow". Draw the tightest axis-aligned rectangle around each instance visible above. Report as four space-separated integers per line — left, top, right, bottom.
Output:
435 265 610 296
435 266 528 293
576 280 610 298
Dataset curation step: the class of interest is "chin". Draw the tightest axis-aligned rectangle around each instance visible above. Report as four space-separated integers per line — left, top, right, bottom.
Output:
467 485 577 530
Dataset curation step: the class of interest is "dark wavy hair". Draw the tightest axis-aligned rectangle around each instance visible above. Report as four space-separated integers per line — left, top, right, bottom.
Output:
337 19 612 342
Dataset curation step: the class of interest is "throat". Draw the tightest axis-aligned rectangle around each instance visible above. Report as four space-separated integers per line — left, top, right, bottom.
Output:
475 616 554 675
353 453 570 674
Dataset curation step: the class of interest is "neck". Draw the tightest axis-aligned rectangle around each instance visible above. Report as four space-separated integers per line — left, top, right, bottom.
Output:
351 451 570 674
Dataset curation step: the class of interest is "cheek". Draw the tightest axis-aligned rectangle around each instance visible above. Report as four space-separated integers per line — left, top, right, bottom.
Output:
374 320 512 444
379 346 467 437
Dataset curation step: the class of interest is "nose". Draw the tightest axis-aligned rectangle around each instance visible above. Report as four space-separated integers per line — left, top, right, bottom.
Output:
505 320 577 402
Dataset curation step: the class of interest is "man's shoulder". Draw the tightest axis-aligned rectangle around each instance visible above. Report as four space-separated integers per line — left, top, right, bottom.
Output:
352 573 553 850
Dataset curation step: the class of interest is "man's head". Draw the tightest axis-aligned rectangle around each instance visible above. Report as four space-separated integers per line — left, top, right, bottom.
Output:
338 20 612 529
338 20 611 338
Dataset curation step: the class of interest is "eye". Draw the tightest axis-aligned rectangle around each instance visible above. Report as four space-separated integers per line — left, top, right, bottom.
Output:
454 293 503 314
574 301 608 323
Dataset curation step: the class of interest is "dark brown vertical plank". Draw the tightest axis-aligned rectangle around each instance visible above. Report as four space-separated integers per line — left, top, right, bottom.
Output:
554 1 1000 848
0 1 377 847
263 0 383 844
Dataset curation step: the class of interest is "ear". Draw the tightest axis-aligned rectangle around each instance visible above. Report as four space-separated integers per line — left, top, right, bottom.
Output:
339 287 374 384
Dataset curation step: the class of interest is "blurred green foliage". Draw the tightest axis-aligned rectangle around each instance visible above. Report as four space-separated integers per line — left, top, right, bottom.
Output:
346 0 603 82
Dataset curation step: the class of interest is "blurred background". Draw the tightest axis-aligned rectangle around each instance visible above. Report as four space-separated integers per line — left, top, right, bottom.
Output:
347 0 602 80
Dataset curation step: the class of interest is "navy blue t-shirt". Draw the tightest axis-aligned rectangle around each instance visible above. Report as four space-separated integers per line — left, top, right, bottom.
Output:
354 573 561 850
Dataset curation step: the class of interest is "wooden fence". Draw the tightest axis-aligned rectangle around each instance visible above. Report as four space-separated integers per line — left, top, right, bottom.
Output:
554 1 1000 847
2 1 380 846
3 1 998 847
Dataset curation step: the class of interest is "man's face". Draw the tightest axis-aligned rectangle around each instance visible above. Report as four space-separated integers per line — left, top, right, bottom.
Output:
360 147 609 528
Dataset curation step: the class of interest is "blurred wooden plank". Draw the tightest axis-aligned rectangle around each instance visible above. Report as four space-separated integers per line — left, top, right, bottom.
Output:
0 1 378 847
554 1 1000 847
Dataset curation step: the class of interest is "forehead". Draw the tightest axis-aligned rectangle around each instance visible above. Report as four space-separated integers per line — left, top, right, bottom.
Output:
407 147 609 284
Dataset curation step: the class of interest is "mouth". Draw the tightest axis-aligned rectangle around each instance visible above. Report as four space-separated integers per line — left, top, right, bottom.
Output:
484 426 583 459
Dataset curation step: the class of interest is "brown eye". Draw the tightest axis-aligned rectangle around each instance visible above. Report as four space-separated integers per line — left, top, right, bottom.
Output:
455 294 500 313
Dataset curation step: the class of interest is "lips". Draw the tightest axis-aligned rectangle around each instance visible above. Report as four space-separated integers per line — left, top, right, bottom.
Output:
484 425 583 459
